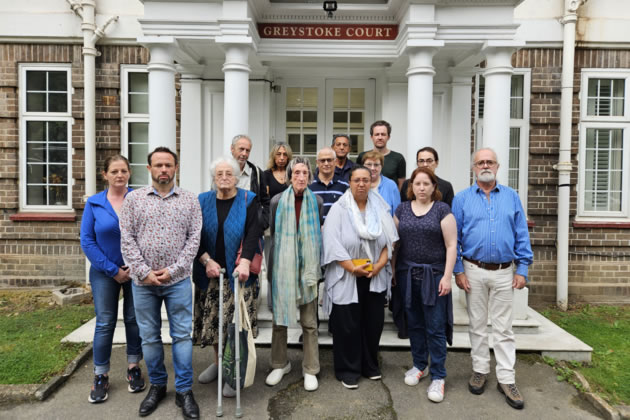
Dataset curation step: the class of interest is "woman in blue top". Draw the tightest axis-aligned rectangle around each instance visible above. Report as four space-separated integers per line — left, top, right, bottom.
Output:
80 155 144 404
362 150 401 216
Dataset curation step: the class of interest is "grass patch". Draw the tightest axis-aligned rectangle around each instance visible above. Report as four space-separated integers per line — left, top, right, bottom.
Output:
541 304 630 405
0 290 94 384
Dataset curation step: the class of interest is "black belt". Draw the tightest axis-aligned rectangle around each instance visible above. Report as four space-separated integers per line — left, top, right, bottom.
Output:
464 257 512 271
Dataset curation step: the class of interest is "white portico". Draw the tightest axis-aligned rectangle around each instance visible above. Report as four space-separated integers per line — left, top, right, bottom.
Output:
138 0 524 195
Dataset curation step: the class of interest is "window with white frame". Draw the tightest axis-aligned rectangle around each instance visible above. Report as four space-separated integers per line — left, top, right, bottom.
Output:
475 70 531 208
19 64 73 210
578 70 630 218
121 66 149 188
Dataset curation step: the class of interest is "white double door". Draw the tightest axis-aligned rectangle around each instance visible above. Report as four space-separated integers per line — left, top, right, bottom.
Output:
275 78 375 164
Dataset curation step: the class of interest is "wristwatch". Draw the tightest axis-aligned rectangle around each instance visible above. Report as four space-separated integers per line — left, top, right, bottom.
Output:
201 256 211 266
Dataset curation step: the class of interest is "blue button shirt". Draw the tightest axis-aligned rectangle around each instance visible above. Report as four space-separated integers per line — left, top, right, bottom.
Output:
452 183 533 279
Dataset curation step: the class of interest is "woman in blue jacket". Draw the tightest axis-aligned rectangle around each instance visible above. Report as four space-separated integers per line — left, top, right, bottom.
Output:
80 155 144 404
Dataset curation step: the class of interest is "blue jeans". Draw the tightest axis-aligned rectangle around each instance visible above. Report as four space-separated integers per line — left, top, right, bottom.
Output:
132 278 193 393
398 268 448 379
90 267 142 375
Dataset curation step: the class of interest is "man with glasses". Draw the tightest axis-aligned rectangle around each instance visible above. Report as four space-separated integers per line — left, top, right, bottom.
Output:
399 147 454 207
357 120 406 190
311 147 349 220
331 134 355 182
451 148 533 410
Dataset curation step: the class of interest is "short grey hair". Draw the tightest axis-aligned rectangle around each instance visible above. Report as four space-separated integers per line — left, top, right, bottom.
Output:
286 156 314 185
317 147 337 160
471 147 498 167
231 134 252 147
209 156 240 191
332 134 352 147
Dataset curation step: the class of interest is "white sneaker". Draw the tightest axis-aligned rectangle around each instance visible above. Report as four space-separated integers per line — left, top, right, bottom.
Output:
304 373 318 391
265 362 291 386
427 379 445 403
198 363 218 384
223 382 236 398
404 366 429 386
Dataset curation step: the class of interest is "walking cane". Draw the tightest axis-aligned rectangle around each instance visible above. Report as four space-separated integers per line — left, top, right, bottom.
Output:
216 268 225 417
233 272 242 418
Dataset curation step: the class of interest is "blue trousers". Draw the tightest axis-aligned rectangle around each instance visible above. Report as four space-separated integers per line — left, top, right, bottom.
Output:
398 268 448 379
132 278 193 393
90 267 142 375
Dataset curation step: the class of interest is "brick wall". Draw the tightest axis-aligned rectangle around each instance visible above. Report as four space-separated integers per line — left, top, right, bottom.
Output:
515 48 630 304
0 43 156 287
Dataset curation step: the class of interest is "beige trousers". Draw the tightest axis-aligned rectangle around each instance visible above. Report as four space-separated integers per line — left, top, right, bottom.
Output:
464 260 516 384
271 299 320 375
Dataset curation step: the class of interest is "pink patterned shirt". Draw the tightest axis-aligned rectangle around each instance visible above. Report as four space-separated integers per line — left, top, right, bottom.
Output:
120 186 202 286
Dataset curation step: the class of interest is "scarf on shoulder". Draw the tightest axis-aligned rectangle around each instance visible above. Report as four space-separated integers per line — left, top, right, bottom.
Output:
340 189 397 261
272 187 321 327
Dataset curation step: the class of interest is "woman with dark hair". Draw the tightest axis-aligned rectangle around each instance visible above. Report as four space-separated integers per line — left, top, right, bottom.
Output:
265 157 324 392
193 156 263 398
262 142 293 200
322 165 398 390
393 166 456 403
80 154 144 403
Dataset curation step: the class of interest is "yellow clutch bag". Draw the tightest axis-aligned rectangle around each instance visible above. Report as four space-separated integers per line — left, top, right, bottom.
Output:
352 259 373 272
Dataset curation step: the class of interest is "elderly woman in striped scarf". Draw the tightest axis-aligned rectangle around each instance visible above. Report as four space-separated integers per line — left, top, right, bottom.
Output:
265 157 324 392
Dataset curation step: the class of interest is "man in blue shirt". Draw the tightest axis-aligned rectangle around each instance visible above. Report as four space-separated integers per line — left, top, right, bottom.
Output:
452 148 533 411
311 147 349 219
332 134 355 182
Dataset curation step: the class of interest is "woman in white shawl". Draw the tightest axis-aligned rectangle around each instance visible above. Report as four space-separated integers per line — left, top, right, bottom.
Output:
322 165 398 390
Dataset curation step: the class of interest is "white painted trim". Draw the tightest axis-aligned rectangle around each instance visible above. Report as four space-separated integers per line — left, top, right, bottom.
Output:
18 63 73 212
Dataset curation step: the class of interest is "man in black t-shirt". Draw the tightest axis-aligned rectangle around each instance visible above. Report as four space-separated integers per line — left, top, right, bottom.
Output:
357 120 406 190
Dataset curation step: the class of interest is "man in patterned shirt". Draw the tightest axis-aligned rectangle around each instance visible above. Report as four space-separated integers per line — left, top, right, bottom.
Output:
120 147 202 419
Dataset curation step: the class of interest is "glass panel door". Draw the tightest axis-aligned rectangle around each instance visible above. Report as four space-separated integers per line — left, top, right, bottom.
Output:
326 79 375 160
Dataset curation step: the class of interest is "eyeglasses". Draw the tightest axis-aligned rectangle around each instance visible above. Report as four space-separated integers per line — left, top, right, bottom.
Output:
474 160 498 168
318 158 334 163
417 159 435 165
364 163 382 169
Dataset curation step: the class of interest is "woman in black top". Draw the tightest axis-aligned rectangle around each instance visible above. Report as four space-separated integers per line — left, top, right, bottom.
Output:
262 142 293 200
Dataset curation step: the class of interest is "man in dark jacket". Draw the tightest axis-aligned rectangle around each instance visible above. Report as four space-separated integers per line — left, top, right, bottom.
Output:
231 134 270 230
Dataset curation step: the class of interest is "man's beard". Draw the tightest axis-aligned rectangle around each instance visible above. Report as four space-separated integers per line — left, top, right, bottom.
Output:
152 174 173 185
477 170 496 183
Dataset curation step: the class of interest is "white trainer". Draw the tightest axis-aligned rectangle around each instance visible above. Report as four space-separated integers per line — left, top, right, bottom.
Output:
265 362 292 386
198 363 218 384
304 373 318 391
404 366 429 386
427 379 445 403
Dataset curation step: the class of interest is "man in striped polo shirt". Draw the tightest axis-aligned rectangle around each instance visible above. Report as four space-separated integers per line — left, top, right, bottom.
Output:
310 147 349 220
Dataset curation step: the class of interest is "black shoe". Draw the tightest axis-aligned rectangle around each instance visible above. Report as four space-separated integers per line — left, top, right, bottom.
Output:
127 366 146 393
175 390 200 420
139 384 167 417
88 374 109 403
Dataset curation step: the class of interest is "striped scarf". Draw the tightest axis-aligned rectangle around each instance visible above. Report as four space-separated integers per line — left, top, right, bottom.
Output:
272 187 322 327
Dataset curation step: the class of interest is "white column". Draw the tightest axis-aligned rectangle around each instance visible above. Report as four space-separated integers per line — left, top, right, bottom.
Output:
144 37 177 153
406 44 441 165
221 44 251 156
448 69 475 193
178 65 205 194
481 43 516 183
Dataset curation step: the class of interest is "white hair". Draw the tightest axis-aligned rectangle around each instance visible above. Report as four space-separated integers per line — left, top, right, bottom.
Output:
231 134 252 147
209 156 241 191
317 147 337 160
471 147 498 167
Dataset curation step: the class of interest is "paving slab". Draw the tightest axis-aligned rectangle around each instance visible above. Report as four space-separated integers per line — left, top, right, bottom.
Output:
0 345 601 420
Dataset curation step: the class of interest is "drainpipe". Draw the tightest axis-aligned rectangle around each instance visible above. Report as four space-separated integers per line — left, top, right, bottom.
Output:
554 0 583 310
67 0 118 201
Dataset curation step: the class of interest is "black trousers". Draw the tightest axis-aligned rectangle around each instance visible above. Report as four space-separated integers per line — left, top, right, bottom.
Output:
390 283 408 338
329 277 385 382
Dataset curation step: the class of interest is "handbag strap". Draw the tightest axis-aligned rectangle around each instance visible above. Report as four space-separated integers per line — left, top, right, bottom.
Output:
239 288 252 331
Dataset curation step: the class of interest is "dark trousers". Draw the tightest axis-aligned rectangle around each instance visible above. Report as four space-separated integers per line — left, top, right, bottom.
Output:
329 277 385 382
390 283 408 338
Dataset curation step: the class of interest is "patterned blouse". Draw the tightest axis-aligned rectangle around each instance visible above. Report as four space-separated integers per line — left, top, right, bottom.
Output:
120 186 202 286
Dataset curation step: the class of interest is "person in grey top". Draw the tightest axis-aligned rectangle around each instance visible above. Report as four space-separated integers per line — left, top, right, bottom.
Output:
321 165 398 390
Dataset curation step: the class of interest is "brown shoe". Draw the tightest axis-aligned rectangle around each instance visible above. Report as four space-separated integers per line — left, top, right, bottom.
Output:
497 382 524 409
468 371 488 395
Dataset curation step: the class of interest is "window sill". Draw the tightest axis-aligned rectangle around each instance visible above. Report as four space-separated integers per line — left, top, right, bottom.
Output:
572 220 630 229
10 212 76 222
